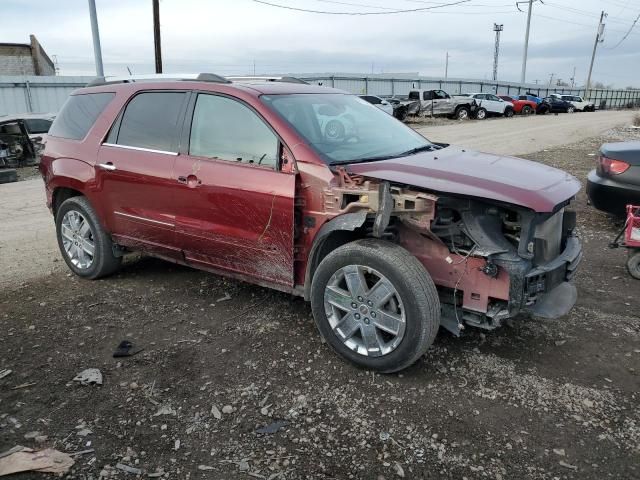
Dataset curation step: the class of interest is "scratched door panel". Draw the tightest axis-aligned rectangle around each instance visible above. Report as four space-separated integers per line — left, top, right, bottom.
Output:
172 156 296 287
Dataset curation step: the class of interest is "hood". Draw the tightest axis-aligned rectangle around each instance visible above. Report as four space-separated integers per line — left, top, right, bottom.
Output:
346 146 581 212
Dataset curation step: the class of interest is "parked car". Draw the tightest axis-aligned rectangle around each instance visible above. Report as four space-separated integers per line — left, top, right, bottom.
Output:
40 73 582 372
396 89 477 120
459 93 514 119
551 94 595 112
520 93 543 104
587 142 640 216
359 95 394 116
499 95 537 115
0 113 55 167
543 96 576 113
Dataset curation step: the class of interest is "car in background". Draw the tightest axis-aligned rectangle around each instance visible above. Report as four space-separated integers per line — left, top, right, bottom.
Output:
543 96 576 113
458 93 514 119
519 93 543 104
551 94 595 112
499 95 537 115
359 95 394 116
587 142 640 216
0 113 55 167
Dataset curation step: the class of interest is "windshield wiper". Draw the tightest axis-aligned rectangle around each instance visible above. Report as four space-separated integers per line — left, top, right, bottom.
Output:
397 144 437 156
330 144 437 166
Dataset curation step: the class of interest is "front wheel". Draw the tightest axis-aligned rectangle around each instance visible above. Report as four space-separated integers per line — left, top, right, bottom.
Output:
454 106 470 120
310 239 440 372
627 251 640 280
522 105 533 115
475 107 487 120
55 196 121 279
567 106 575 113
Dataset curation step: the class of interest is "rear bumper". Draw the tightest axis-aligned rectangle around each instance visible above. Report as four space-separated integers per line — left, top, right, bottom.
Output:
587 169 640 216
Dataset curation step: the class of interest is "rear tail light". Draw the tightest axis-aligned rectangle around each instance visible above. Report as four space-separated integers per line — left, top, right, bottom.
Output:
598 155 630 175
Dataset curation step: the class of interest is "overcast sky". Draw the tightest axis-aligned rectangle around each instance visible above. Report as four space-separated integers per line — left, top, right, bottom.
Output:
2 0 639 87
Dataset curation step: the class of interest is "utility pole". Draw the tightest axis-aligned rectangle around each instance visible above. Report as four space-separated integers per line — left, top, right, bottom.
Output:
492 24 503 81
548 73 555 86
152 0 163 74
519 0 533 84
87 0 104 76
444 51 449 79
570 66 576 88
586 10 606 92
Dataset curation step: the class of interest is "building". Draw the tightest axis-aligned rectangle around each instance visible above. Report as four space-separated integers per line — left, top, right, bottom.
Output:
0 35 55 76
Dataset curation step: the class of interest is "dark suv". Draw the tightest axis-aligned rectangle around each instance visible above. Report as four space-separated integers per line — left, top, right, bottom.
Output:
40 74 582 372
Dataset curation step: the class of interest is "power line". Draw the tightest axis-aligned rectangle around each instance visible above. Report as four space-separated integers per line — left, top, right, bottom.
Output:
251 0 472 15
605 12 640 48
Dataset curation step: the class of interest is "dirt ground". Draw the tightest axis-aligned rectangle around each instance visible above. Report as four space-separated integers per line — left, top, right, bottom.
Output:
1 123 639 479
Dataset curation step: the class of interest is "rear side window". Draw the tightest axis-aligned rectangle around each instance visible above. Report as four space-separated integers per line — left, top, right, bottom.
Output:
24 119 53 134
49 93 114 140
116 92 186 152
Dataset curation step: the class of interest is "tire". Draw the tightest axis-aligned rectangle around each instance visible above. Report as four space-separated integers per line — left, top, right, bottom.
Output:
395 107 408 122
627 251 640 280
567 106 575 113
310 239 440 373
454 106 470 120
475 107 487 120
55 196 121 279
504 107 514 118
522 105 533 115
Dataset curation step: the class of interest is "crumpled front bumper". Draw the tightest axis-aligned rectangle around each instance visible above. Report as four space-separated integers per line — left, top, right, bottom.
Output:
525 236 582 319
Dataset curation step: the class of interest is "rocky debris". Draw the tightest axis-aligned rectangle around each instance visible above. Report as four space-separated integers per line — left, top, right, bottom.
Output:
115 462 142 475
0 369 11 380
0 446 74 475
210 405 222 420
73 368 103 386
154 405 176 416
221 405 234 414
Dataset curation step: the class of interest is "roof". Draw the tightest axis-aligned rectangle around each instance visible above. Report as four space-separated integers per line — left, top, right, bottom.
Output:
0 42 31 48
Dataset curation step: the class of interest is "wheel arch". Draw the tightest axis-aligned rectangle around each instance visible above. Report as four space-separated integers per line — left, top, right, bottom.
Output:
303 210 368 300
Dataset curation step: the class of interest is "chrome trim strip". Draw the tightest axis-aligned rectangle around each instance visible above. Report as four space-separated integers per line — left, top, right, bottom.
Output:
103 143 178 156
114 211 173 227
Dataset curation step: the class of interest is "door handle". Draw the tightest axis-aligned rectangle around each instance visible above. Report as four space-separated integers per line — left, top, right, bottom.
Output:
97 162 116 171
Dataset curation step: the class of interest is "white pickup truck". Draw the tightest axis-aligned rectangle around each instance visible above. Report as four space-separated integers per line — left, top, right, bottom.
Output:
393 89 478 120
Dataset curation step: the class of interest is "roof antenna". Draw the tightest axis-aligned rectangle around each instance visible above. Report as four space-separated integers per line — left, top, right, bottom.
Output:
126 66 132 75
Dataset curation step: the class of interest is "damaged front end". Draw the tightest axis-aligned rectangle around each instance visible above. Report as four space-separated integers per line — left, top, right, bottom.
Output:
324 169 582 336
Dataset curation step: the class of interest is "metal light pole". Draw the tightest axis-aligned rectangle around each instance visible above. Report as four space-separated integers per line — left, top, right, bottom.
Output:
520 0 533 84
88 0 104 76
153 0 163 73
492 24 503 81
444 51 449 79
586 11 606 92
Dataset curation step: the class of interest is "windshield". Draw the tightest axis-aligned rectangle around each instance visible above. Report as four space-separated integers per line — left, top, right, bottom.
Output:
261 93 433 164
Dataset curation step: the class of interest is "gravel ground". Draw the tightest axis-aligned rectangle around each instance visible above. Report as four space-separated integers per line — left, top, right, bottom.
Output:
1 127 639 480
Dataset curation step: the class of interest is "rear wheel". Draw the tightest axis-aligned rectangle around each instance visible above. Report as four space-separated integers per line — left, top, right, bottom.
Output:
627 251 640 280
310 239 440 372
567 105 575 113
522 105 533 115
475 107 487 120
504 107 515 118
55 196 121 279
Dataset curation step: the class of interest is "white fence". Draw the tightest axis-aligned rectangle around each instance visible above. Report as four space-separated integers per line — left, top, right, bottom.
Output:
1 74 639 116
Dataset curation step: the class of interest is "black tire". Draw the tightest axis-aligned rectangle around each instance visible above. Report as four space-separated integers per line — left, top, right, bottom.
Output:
627 251 640 280
394 107 408 122
567 106 575 113
454 106 470 120
504 107 515 118
55 196 121 279
310 239 440 373
475 107 487 120
522 105 533 115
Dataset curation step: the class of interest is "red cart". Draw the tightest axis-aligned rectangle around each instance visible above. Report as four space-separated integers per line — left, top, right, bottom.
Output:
611 205 640 279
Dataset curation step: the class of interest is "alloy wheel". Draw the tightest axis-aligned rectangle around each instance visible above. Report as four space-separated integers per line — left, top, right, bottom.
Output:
60 210 95 269
323 264 406 357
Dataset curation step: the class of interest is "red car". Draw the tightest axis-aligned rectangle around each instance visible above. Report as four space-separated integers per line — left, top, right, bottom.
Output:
40 74 582 372
499 95 537 115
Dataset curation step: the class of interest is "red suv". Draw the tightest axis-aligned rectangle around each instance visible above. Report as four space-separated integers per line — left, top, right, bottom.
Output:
40 74 582 372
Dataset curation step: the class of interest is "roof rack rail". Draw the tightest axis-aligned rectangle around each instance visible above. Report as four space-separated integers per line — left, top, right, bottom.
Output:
227 76 309 85
85 73 231 87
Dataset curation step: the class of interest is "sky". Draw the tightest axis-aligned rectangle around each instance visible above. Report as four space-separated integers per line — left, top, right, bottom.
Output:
2 0 639 87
